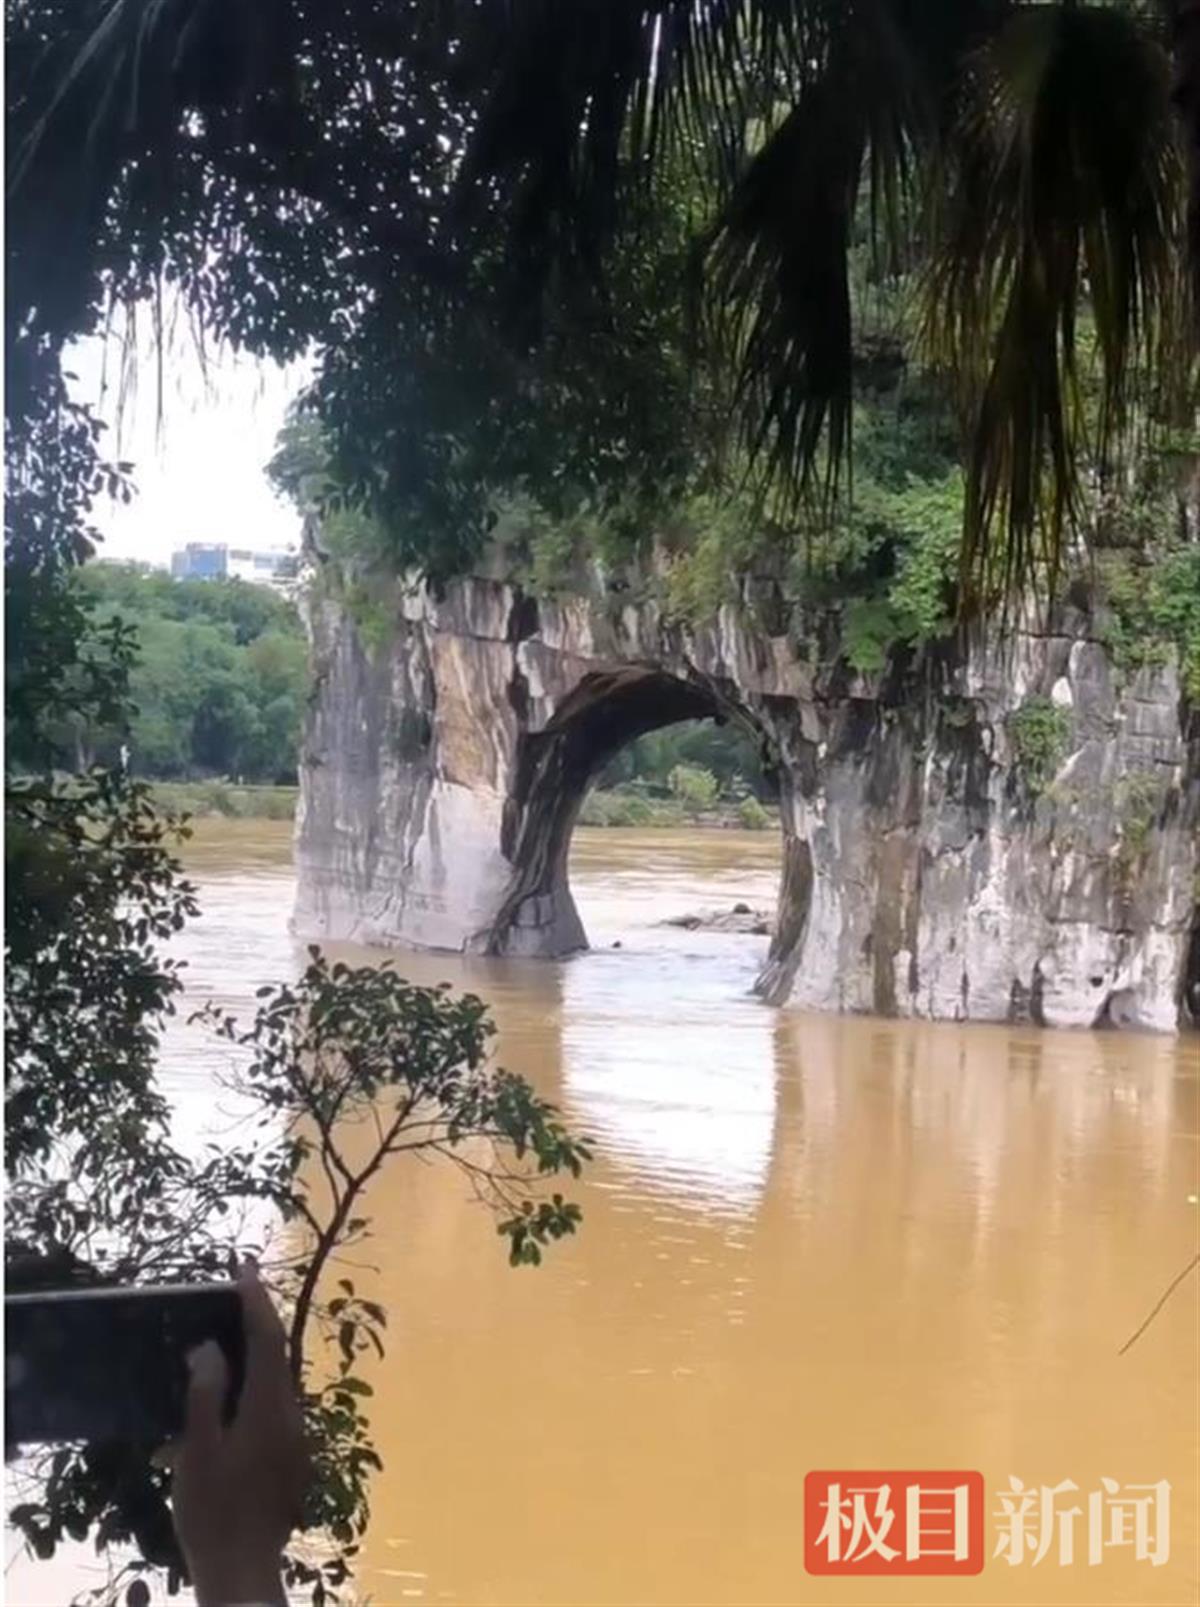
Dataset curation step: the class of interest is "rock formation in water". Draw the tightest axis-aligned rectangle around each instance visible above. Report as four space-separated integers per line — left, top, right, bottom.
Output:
295 558 1199 1033
662 906 772 934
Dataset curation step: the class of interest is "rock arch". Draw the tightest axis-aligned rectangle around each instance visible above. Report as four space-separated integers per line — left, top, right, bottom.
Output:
295 567 1198 1032
296 573 787 965
488 666 754 956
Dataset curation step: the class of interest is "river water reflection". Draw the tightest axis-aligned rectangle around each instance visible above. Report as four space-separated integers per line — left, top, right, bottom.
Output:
13 821 1199 1606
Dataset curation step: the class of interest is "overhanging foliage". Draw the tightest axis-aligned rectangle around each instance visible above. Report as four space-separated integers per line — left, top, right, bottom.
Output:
7 0 1197 606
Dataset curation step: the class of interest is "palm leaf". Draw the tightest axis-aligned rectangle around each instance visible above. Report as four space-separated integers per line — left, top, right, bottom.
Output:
454 1 995 519
925 3 1188 611
697 0 938 505
7 0 299 354
1168 0 1200 311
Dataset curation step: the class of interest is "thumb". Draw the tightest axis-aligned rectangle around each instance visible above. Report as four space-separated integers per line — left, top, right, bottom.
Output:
182 1340 229 1459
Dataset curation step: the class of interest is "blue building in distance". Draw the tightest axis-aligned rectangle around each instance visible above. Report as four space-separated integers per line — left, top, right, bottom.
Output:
170 542 296 589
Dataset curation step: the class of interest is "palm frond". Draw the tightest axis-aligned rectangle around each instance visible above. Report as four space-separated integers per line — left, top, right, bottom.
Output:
700 83 861 503
1169 0 1200 312
454 1 1001 509
698 1 938 505
926 4 1188 611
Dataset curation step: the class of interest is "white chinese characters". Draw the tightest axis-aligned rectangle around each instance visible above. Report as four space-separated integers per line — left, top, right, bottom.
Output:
816 1480 974 1565
993 1476 1170 1567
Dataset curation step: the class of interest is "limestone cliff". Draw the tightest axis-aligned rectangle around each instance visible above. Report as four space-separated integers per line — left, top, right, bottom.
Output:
295 564 1199 1033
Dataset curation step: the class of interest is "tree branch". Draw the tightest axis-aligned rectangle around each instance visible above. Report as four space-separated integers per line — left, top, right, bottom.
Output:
1118 1253 1199 1356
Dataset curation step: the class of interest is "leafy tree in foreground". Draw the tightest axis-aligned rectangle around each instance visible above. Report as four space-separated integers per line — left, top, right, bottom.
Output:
4 353 194 1181
5 354 590 1602
9 952 589 1604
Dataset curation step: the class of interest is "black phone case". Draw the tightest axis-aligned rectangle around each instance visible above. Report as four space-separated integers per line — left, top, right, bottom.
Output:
5 1284 246 1449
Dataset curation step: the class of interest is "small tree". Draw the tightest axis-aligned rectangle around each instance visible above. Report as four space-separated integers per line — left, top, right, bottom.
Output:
192 952 591 1599
668 763 720 814
737 794 771 831
10 954 591 1605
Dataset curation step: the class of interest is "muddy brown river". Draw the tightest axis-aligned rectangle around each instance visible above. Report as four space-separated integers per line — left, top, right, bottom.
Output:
8 821 1198 1606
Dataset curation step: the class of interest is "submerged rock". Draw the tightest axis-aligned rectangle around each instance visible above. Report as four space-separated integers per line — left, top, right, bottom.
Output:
662 906 771 935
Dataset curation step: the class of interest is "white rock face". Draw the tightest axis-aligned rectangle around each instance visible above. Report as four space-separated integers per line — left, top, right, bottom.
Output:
294 568 1199 1033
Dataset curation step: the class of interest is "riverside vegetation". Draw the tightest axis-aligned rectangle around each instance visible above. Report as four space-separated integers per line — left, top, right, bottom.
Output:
69 564 308 784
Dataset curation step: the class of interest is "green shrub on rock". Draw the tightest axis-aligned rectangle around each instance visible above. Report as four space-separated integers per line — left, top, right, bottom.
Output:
1007 696 1071 796
738 795 771 831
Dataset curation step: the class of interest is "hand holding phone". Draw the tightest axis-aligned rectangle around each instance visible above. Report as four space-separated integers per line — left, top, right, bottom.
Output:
6 1263 309 1607
5 1280 245 1449
172 1262 308 1607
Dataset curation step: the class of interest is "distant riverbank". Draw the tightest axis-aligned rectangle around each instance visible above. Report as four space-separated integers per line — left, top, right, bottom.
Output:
579 785 775 831
151 780 298 820
151 779 776 831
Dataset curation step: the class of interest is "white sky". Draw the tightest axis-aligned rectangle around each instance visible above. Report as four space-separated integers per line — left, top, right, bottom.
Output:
65 326 310 567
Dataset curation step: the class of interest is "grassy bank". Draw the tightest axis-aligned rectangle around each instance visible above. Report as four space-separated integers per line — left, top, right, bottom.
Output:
578 786 776 831
150 780 298 820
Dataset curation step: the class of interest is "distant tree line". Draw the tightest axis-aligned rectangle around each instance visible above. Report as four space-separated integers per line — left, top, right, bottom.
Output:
600 720 768 801
66 564 307 784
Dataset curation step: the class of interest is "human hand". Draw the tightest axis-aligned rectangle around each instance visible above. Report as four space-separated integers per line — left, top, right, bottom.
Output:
171 1262 308 1606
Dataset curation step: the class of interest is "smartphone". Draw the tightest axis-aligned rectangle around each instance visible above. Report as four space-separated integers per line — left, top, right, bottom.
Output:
5 1283 246 1448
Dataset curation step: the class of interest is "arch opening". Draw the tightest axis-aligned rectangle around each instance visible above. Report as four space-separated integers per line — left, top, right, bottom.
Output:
479 667 784 959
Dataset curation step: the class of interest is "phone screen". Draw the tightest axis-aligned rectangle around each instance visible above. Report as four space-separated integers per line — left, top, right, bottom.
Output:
5 1283 245 1448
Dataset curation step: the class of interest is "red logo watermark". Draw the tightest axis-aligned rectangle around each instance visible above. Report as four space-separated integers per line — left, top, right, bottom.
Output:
804 1470 985 1575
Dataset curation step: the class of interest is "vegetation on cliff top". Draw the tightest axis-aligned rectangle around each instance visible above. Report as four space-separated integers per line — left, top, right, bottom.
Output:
277 337 1199 695
1098 540 1200 699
